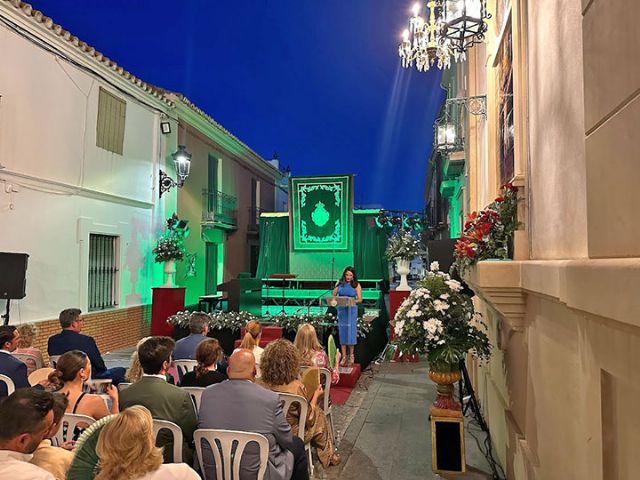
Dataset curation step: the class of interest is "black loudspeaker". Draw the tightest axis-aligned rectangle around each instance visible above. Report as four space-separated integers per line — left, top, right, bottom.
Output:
0 252 29 299
426 238 458 272
431 415 465 474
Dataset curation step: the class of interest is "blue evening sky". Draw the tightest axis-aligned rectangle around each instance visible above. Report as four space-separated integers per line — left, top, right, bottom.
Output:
27 0 445 211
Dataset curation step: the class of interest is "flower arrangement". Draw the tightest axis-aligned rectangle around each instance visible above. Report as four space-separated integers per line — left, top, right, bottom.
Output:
152 236 185 263
393 262 491 370
167 310 258 333
385 230 424 260
453 183 520 274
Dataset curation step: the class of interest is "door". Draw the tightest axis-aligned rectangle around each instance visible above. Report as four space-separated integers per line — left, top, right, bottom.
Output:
205 242 218 295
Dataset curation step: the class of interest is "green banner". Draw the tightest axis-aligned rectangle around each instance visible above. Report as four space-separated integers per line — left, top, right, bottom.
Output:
290 175 352 251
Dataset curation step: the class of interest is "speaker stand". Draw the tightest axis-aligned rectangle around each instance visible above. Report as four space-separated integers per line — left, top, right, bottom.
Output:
1 299 10 326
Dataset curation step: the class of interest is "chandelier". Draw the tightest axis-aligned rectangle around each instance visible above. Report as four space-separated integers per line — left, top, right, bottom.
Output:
398 1 464 71
440 0 491 54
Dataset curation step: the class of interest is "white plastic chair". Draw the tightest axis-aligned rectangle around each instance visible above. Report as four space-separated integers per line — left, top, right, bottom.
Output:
0 374 15 396
278 392 312 475
117 382 132 392
53 413 95 446
174 360 198 383
49 355 61 368
13 352 44 371
301 366 336 442
152 419 183 463
182 386 205 413
194 429 269 480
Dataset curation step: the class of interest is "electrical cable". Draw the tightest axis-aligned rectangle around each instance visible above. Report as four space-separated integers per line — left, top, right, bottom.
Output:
0 12 177 120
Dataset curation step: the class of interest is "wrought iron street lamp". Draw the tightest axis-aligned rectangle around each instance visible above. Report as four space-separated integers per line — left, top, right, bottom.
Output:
159 145 192 198
441 0 491 54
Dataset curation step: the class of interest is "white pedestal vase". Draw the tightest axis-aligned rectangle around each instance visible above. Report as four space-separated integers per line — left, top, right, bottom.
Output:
395 258 411 291
163 260 177 288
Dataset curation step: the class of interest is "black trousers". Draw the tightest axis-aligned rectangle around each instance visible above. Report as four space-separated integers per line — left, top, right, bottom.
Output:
289 436 310 480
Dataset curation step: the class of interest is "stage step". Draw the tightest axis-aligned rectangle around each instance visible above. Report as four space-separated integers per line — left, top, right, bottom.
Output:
336 363 361 388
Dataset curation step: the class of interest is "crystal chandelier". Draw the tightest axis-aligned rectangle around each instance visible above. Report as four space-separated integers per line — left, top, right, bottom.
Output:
398 1 464 72
441 0 491 54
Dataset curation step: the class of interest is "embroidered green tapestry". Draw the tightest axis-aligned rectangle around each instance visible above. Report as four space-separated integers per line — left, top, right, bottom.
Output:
290 175 352 251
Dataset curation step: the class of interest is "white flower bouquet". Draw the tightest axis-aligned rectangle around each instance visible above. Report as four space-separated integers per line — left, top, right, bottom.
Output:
393 262 491 369
384 230 424 260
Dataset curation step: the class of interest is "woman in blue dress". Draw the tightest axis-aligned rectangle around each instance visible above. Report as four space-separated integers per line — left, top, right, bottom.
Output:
332 266 362 366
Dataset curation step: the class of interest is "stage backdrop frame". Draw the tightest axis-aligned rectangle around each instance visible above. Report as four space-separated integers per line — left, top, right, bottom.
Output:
289 175 353 252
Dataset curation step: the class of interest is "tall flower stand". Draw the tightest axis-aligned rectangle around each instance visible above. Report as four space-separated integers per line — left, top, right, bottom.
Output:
389 290 419 362
429 366 465 475
395 258 411 291
151 287 185 336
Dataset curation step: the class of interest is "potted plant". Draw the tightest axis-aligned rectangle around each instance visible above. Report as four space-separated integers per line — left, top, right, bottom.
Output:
453 183 520 274
152 235 185 287
385 230 424 291
393 261 491 410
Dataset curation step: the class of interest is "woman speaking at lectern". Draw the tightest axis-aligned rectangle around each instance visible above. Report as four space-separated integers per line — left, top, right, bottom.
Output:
332 266 362 366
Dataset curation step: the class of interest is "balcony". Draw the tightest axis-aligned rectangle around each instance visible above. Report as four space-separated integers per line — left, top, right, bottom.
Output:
247 206 264 233
202 189 237 229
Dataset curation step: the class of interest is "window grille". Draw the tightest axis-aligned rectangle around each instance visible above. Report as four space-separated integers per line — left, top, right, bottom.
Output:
88 234 119 311
96 87 126 155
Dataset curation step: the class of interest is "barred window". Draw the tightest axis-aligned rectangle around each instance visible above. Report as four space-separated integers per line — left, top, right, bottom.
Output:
88 234 119 311
96 87 126 155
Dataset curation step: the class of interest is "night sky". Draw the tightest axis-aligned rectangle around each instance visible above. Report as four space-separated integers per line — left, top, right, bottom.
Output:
26 0 445 211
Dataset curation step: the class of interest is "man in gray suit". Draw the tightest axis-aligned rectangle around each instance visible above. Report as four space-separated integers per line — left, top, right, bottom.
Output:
198 349 308 480
174 313 210 360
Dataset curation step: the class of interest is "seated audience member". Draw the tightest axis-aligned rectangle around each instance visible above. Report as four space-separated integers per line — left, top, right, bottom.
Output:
294 324 340 384
95 406 199 480
180 339 227 387
30 393 74 480
199 349 309 480
261 339 339 468
0 325 30 396
48 350 118 422
47 309 126 385
14 323 46 376
237 320 264 378
126 337 151 383
0 388 57 479
173 312 210 360
118 336 197 464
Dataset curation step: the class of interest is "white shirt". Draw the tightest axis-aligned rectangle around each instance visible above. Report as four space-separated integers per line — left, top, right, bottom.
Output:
0 450 55 480
142 374 167 381
137 463 200 480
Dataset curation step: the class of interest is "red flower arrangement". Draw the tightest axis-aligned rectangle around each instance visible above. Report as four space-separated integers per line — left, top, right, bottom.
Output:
453 183 520 274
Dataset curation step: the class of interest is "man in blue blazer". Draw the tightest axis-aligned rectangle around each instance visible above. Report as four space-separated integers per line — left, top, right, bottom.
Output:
174 312 228 373
0 326 30 397
47 308 125 385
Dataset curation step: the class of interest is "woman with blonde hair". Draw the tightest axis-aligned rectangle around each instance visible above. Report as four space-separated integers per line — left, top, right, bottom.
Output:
260 339 340 467
238 320 263 377
48 350 118 421
126 336 151 383
180 338 228 387
294 323 340 384
14 323 45 375
95 406 199 480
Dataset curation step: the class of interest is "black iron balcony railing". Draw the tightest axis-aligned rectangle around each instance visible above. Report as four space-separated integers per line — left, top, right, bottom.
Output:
202 189 238 227
248 206 264 232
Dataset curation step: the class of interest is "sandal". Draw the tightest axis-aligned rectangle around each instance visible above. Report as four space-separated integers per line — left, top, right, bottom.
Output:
339 354 347 367
349 354 355 366
329 453 342 466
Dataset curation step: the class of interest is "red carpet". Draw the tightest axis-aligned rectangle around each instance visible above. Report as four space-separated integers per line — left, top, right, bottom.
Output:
329 363 361 405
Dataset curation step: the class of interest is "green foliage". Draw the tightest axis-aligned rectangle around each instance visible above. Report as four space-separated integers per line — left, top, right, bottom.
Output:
384 230 424 260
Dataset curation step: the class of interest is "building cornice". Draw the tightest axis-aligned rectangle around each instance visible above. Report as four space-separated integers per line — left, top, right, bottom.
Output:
0 0 174 113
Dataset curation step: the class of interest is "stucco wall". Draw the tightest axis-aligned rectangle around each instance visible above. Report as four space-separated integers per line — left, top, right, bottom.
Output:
527 0 588 259
0 15 173 322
